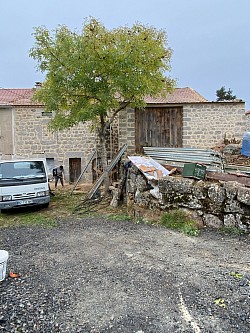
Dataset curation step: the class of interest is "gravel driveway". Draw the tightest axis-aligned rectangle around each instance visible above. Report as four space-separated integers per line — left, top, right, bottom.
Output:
0 217 249 333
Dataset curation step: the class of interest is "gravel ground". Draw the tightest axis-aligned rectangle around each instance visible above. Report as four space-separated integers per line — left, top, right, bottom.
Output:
0 217 249 333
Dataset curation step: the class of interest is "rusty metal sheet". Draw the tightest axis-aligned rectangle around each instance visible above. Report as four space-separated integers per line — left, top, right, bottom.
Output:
206 171 250 187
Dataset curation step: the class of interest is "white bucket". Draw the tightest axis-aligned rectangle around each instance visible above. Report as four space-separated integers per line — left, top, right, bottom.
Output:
0 250 9 282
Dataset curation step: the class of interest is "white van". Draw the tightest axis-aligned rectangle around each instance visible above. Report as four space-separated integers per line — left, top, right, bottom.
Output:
0 159 50 211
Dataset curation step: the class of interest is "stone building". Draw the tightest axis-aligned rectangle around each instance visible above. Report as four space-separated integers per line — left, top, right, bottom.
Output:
119 88 246 154
0 87 97 183
0 86 246 183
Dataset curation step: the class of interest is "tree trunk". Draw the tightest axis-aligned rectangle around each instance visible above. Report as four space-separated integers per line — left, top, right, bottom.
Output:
98 122 110 194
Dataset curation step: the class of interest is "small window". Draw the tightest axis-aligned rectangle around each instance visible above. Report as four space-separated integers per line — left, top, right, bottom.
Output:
42 111 52 117
46 158 55 172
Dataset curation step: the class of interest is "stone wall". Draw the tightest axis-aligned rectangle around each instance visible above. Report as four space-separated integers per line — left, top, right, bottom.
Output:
182 102 246 148
12 106 97 182
118 102 246 152
10 106 121 182
118 107 136 155
2 100 246 182
126 165 250 232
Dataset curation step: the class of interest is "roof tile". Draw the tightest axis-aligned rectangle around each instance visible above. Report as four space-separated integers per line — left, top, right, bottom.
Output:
0 89 37 106
144 87 208 103
0 87 207 106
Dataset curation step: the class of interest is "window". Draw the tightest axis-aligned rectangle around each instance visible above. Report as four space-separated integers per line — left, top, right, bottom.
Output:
42 111 52 117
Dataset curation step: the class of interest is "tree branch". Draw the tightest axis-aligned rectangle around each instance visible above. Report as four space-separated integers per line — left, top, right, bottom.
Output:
105 100 131 130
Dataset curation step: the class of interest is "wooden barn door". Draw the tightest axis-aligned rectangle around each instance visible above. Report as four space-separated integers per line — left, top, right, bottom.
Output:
135 107 183 153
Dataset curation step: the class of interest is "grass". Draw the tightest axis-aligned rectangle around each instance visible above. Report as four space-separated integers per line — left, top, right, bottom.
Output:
218 226 244 236
0 187 158 229
0 209 57 228
0 191 201 237
0 187 134 228
160 209 200 236
0 190 83 228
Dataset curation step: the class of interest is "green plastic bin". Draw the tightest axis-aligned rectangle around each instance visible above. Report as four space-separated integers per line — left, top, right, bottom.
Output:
182 163 206 180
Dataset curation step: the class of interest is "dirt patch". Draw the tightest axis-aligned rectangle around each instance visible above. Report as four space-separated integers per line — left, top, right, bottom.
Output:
49 181 93 193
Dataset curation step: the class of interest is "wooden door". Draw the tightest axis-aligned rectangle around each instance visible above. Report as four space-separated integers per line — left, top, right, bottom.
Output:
135 107 183 153
69 158 81 183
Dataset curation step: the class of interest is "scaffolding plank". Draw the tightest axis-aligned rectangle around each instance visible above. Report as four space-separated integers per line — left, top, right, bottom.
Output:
70 150 97 195
86 144 128 199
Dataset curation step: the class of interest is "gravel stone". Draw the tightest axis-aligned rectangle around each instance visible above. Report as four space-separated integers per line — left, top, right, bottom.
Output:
0 217 249 332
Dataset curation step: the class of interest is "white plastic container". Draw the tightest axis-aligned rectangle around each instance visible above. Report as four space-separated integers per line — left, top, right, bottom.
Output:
0 250 9 281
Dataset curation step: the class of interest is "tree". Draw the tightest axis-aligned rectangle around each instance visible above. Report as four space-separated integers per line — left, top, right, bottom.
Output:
30 17 175 189
216 86 236 101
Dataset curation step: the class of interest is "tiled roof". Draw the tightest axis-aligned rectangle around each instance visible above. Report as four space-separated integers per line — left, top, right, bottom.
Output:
144 87 208 104
0 89 38 106
0 87 207 106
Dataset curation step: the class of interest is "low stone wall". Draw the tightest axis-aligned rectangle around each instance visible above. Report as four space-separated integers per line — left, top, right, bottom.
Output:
126 165 250 232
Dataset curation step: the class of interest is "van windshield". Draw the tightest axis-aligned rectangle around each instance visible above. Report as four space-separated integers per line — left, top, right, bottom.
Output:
0 161 47 185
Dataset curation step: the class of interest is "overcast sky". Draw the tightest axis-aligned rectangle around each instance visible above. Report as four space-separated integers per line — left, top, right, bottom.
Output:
1 0 250 108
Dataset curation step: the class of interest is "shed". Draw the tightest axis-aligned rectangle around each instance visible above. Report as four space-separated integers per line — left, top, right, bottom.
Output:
118 88 246 154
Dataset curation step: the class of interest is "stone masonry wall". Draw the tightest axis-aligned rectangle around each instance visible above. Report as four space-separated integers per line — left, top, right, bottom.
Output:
6 101 247 182
182 102 246 148
13 106 97 182
118 107 136 155
118 102 246 152
126 165 250 232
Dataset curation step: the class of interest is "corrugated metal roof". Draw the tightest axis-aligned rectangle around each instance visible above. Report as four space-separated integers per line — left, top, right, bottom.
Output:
143 146 224 172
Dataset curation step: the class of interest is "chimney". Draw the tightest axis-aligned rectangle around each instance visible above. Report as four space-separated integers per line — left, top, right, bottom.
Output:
35 82 42 89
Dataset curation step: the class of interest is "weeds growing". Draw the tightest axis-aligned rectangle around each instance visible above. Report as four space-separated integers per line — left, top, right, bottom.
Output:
218 226 244 235
160 209 200 236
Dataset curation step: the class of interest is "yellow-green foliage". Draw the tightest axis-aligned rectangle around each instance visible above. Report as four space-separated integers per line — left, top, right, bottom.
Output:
30 17 175 132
